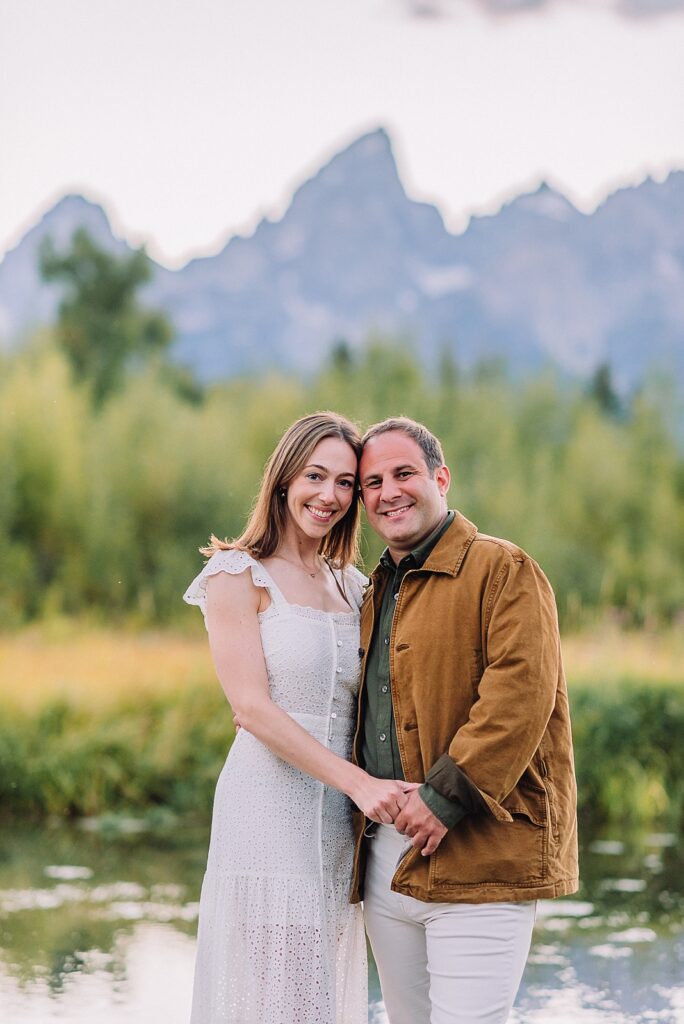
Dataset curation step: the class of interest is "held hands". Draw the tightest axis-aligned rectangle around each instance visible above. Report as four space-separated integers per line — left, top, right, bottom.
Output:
394 788 448 857
351 774 421 824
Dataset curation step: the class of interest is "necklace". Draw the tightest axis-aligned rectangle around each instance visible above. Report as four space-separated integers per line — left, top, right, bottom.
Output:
275 554 323 578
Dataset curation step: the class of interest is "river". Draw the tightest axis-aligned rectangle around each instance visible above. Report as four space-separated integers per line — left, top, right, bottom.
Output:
0 819 681 1023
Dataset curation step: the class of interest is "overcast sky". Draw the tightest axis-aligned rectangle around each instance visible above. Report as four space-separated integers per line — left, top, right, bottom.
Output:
1 0 683 268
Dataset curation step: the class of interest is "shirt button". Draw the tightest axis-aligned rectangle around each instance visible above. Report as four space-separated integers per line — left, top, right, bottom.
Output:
331 712 337 719
337 640 343 647
379 733 387 742
336 667 342 673
381 685 388 693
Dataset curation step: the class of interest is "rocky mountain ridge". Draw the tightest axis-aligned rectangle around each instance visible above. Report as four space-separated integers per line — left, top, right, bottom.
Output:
2 128 682 387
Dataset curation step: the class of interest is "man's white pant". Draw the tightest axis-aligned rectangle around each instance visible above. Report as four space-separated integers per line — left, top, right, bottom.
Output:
364 825 536 1024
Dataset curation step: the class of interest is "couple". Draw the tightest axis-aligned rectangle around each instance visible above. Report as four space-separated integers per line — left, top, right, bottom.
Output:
183 412 578 1024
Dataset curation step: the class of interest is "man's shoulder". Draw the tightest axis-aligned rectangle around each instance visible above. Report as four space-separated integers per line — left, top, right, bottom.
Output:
471 532 527 565
468 533 554 599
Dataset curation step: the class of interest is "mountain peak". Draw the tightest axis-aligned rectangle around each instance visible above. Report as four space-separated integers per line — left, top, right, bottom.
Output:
335 126 393 160
0 191 127 341
35 192 113 236
48 192 105 213
2 192 122 266
505 181 578 222
287 126 404 213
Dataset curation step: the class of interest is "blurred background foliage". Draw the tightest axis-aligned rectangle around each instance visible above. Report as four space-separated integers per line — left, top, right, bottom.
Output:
0 327 682 630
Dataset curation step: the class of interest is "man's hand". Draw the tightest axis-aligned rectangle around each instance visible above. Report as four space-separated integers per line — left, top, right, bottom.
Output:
394 789 448 857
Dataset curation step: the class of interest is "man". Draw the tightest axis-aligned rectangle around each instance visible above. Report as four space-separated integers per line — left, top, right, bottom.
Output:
351 417 578 1024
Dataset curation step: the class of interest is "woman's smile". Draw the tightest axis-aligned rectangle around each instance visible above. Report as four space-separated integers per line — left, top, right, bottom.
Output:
304 503 336 522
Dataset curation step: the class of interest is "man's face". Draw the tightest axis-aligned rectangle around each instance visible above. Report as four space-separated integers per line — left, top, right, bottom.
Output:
360 431 450 559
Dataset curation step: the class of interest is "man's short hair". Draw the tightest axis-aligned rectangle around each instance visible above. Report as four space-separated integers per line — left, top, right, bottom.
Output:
361 417 445 475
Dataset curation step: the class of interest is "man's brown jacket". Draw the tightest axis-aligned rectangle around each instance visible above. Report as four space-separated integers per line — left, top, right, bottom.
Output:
350 512 579 905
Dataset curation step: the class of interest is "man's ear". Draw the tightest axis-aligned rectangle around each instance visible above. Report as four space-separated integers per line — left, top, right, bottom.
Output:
435 464 451 496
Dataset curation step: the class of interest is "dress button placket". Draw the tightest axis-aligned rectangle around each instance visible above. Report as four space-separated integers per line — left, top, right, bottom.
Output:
330 621 339 741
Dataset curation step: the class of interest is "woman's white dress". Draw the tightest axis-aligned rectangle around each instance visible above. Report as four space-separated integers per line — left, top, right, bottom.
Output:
183 549 368 1024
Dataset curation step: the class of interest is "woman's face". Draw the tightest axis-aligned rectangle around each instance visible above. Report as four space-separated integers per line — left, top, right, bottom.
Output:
285 437 358 540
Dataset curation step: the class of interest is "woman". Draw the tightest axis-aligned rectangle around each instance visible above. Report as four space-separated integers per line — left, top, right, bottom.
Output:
183 412 416 1024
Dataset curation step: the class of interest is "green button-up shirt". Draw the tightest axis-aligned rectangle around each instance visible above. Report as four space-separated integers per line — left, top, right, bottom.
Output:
360 511 467 829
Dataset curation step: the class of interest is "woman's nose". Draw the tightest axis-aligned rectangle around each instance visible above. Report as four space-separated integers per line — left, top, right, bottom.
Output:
318 480 337 503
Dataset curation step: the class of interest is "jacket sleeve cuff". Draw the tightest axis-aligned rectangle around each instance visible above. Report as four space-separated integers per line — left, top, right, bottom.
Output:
418 784 468 829
425 753 493 816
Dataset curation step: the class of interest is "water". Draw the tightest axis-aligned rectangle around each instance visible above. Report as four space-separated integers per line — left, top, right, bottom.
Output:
0 819 682 1023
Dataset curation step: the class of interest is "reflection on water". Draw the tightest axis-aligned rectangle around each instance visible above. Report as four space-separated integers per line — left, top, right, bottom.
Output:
0 820 682 1023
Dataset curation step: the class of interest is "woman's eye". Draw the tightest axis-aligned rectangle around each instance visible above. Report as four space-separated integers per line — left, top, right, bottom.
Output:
306 473 321 481
338 479 354 488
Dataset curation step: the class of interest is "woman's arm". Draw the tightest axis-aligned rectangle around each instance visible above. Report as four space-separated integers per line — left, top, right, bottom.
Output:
206 570 416 823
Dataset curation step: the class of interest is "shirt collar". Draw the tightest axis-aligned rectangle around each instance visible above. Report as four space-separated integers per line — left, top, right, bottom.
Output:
379 510 455 574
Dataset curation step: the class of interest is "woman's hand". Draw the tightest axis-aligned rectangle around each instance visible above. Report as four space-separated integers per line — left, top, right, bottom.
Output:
350 775 421 824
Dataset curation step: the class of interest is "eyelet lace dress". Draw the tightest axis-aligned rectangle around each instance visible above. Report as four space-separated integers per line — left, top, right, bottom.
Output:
183 549 368 1024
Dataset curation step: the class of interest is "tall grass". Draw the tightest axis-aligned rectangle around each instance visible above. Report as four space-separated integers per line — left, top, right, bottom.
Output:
1 626 682 828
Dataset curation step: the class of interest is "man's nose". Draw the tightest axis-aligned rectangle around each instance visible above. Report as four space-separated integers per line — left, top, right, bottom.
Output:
379 477 402 503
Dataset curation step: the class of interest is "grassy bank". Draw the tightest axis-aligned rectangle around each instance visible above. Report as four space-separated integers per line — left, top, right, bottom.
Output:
1 624 683 828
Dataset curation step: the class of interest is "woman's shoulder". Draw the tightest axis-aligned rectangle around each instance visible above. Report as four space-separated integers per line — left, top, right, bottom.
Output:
183 547 270 626
343 563 368 587
202 546 260 574
340 563 369 610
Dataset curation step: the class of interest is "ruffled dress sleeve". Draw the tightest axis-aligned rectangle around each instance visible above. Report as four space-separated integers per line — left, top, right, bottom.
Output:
183 548 271 630
342 564 369 611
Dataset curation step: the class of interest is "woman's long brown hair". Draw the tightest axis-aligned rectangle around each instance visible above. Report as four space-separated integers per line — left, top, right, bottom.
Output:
200 411 362 568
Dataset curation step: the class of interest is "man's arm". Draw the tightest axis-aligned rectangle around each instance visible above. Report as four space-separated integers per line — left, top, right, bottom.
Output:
425 553 560 820
395 742 489 855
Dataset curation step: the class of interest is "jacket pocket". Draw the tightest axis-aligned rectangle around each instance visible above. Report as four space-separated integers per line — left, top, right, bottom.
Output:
502 783 547 828
539 759 559 840
428 808 547 888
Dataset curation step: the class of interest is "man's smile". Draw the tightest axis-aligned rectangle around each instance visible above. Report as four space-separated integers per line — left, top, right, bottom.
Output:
382 504 413 518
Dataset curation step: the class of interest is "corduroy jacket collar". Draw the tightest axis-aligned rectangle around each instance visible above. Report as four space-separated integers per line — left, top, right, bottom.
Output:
370 510 479 583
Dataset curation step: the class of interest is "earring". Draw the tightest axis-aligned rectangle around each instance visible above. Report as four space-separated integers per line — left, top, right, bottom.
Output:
279 489 286 499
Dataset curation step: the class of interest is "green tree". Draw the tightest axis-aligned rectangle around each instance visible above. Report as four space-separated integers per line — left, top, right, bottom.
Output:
587 361 621 418
39 229 173 405
329 338 354 373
